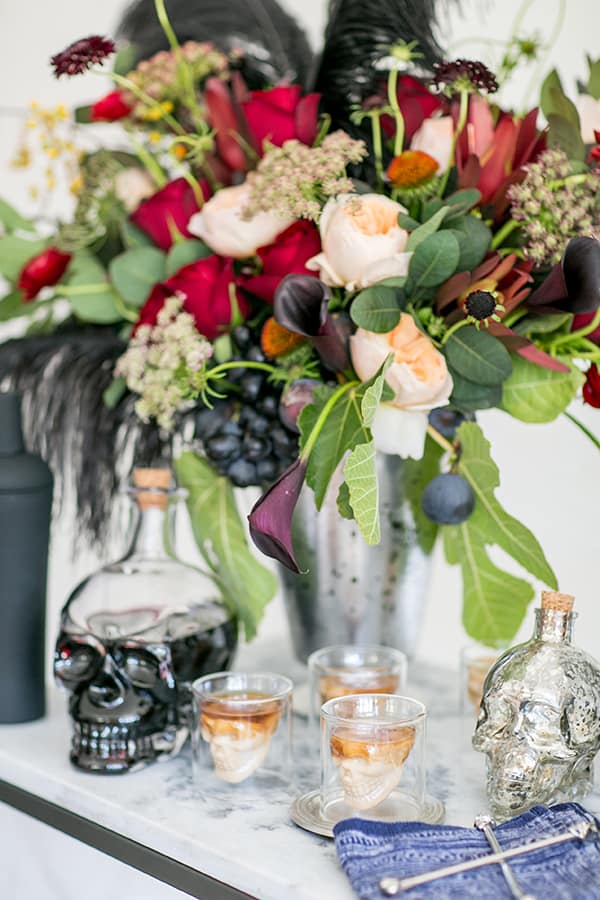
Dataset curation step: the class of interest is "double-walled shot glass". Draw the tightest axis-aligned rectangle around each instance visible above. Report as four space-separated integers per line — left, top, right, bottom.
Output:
192 672 293 786
321 694 426 823
460 644 503 715
308 645 407 727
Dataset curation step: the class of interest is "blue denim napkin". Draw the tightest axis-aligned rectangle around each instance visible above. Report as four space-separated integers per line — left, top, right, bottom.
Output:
333 803 600 899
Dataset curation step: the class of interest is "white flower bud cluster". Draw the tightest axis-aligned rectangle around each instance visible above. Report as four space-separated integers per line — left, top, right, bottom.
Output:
116 295 213 431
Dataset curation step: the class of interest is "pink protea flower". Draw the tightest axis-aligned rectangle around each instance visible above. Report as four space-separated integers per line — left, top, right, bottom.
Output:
51 36 115 78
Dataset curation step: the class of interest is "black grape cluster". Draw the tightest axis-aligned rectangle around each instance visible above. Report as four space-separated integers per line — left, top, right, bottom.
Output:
194 325 298 487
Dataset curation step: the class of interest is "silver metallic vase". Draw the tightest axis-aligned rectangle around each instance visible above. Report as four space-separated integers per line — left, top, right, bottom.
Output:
279 455 432 662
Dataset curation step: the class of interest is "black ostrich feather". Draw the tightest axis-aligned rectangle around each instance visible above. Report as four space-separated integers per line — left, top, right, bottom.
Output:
0 328 167 548
314 0 447 128
117 0 314 89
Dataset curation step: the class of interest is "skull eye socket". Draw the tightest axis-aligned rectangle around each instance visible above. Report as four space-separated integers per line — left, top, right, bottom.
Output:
55 641 101 683
120 649 161 687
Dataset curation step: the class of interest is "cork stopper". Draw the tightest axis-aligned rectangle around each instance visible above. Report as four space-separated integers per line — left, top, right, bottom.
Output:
132 467 172 510
541 591 575 613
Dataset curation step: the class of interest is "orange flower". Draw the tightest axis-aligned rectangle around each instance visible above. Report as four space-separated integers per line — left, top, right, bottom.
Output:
261 317 305 358
387 150 438 188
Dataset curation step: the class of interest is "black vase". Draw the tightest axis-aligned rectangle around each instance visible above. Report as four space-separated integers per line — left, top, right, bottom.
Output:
0 393 53 723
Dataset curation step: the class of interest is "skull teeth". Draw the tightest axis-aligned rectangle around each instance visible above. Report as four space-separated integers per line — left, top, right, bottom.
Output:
72 723 152 761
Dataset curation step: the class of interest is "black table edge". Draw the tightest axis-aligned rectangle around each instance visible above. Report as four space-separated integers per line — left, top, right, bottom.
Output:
0 778 256 900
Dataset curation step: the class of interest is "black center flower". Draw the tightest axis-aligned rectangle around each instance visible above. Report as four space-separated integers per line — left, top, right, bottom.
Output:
465 290 498 321
432 59 499 96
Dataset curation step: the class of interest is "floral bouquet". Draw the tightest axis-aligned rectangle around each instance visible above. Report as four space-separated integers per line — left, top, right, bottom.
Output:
1 0 599 646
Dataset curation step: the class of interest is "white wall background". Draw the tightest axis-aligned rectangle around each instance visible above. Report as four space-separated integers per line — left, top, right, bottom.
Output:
0 0 599 675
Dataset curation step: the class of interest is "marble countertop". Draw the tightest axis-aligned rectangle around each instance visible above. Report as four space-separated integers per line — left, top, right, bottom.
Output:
1 631 599 900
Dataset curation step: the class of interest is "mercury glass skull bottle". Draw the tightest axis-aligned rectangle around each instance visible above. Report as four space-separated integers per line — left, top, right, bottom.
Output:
54 468 237 774
473 591 600 820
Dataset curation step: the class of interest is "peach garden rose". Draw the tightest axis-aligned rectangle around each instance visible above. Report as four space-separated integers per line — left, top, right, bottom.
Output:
306 193 411 290
188 184 295 259
350 314 453 459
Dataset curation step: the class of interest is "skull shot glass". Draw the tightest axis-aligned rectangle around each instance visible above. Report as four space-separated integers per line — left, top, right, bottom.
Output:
191 672 293 786
320 694 427 823
308 645 407 729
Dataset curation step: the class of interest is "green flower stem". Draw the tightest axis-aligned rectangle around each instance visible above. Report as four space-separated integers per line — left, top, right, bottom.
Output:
551 307 600 349
108 71 186 135
502 307 529 328
438 89 469 198
564 410 600 452
370 113 385 190
387 68 405 157
301 381 358 461
426 423 455 455
60 283 111 295
441 318 470 345
491 218 521 250
112 293 138 323
154 0 200 120
128 135 168 187
208 361 278 380
178 169 207 206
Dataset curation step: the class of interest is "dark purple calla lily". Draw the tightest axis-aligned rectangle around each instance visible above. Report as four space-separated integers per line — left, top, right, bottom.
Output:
273 274 352 372
248 458 307 573
528 236 600 315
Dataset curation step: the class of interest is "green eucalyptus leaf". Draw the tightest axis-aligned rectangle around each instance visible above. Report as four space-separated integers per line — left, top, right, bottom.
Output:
109 247 166 307
444 524 533 646
406 207 450 251
65 253 122 323
0 236 47 282
541 70 581 128
448 216 492 271
455 422 557 587
398 213 420 230
442 188 481 218
500 354 583 423
0 198 35 233
344 440 380 544
513 312 573 336
587 55 600 100
446 326 512 386
0 290 34 322
403 436 443 554
175 452 277 640
166 239 212 276
350 285 405 332
547 113 586 161
120 220 155 249
74 105 92 124
113 42 137 77
409 231 461 289
450 371 503 411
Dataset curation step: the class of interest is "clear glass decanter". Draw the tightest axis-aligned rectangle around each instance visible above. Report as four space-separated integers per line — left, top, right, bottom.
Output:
473 591 600 819
54 467 238 773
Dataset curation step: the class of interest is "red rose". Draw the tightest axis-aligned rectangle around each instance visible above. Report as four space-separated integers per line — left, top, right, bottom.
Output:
239 221 321 303
242 86 320 151
18 247 71 300
130 178 210 251
382 75 444 143
583 363 600 408
90 90 132 122
135 255 251 341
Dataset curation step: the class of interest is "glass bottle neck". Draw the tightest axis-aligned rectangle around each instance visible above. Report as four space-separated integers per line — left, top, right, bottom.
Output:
533 608 574 643
129 503 177 560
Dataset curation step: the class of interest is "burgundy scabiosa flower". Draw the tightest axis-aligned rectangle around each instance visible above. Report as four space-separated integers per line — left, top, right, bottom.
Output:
51 36 115 78
432 59 499 96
